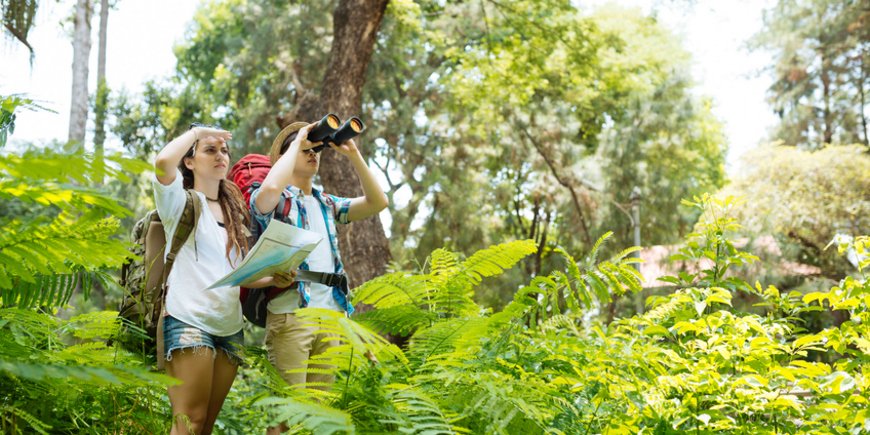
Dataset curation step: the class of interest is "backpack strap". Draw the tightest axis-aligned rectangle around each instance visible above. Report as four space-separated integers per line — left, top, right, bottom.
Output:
295 270 348 295
276 193 293 225
155 189 201 370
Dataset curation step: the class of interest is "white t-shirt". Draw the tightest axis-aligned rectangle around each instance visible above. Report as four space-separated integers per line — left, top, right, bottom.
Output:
267 195 343 314
152 170 244 336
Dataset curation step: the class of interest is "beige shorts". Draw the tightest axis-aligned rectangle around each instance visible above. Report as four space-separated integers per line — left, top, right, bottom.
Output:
264 311 341 391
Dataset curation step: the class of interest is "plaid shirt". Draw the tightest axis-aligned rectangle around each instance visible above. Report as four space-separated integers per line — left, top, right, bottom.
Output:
250 185 354 314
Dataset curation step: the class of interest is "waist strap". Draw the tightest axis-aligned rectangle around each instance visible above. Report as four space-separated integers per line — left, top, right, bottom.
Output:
295 271 348 295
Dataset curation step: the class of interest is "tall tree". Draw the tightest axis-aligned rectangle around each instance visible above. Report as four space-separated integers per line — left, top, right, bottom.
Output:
752 0 870 149
274 0 393 290
68 0 92 144
93 0 110 155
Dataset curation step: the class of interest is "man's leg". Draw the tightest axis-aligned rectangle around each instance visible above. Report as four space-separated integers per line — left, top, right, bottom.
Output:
265 312 313 435
307 322 341 393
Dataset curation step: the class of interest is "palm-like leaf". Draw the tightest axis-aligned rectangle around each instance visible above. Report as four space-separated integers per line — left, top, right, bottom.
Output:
257 396 355 435
0 210 134 292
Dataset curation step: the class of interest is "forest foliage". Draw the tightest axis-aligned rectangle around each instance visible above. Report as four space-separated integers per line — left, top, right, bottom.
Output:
2 0 870 433
2 120 870 432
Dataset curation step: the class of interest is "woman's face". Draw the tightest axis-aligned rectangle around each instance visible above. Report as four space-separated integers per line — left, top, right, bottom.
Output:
184 136 230 180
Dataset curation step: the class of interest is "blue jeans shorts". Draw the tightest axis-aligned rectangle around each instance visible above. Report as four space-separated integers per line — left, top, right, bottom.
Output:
163 315 245 366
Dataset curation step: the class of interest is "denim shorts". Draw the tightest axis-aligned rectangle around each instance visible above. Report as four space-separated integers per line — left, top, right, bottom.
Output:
163 315 245 366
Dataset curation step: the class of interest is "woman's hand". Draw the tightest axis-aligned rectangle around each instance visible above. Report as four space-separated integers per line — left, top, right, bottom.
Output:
193 126 232 142
244 270 297 289
271 270 297 288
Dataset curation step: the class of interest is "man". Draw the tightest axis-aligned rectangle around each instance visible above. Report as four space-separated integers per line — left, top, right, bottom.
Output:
251 120 388 434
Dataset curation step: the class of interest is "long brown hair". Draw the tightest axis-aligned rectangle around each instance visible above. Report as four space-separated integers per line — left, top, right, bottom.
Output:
179 141 251 264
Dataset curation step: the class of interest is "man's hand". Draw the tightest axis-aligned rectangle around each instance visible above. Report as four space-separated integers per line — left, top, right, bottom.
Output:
293 123 323 151
328 137 360 158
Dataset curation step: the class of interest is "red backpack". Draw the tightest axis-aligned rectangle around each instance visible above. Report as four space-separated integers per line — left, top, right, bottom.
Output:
228 154 297 321
229 154 272 206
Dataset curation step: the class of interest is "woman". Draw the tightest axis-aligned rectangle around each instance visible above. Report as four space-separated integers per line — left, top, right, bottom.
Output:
153 124 295 435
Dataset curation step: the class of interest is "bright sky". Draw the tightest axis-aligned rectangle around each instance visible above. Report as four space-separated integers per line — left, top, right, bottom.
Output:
3 0 777 172
2 0 198 152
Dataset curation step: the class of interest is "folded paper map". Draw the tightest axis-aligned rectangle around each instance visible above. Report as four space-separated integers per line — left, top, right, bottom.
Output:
207 220 322 290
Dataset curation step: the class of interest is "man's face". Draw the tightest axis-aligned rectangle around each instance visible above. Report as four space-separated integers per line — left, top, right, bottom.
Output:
293 146 320 177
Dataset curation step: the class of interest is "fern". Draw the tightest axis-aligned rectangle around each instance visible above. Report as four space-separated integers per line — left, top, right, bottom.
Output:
0 210 134 293
432 241 537 317
409 318 488 365
0 145 147 308
64 310 123 340
379 387 460 435
258 396 355 435
353 272 434 309
354 304 436 336
0 405 52 435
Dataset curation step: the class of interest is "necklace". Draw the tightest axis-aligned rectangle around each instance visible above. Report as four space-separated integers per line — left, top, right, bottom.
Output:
206 195 219 202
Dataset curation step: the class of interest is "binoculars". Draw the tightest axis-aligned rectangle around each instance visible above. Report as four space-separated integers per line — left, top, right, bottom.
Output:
306 114 366 153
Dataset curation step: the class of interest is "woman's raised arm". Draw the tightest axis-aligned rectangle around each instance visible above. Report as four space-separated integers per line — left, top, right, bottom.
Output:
154 126 232 186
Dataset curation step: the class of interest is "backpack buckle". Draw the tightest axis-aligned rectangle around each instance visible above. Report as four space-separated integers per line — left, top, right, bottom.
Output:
320 273 346 288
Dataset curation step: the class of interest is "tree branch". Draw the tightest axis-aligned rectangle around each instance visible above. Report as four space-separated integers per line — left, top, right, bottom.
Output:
519 126 593 246
4 23 34 55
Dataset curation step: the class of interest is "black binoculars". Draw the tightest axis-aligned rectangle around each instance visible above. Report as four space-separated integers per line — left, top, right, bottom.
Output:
306 114 366 153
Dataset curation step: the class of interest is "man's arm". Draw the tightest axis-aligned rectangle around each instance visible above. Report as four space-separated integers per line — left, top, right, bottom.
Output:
328 139 389 222
255 124 320 215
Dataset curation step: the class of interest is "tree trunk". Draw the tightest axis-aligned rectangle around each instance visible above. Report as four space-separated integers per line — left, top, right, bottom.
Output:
68 0 92 144
93 0 109 154
822 67 833 146
860 52 869 147
277 0 392 306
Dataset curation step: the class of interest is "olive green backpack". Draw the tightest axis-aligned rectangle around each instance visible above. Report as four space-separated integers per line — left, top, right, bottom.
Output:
117 190 200 370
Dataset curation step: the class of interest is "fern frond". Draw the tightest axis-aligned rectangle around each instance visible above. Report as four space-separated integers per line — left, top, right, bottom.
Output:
587 231 613 267
0 210 134 293
379 386 459 435
1 273 81 309
0 148 149 202
0 181 133 217
258 397 355 435
54 342 117 365
428 249 459 278
409 318 488 364
0 359 177 386
297 308 408 366
438 374 559 435
1 405 51 435
354 304 436 336
352 272 434 309
609 246 642 264
430 241 537 317
447 240 537 290
65 310 122 339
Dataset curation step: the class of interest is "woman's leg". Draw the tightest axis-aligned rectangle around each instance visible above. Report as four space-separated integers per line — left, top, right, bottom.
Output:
166 347 216 435
200 350 239 435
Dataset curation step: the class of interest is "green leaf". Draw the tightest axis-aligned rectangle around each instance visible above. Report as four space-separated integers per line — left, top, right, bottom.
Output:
642 325 669 336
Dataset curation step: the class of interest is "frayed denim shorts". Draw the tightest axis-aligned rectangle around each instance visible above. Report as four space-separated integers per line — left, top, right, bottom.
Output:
163 315 245 366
